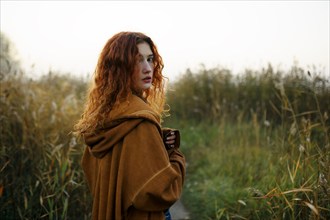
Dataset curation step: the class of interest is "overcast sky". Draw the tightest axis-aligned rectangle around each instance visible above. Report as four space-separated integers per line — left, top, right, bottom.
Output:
1 1 329 80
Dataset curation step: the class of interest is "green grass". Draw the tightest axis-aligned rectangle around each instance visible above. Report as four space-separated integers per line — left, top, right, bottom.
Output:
164 106 329 219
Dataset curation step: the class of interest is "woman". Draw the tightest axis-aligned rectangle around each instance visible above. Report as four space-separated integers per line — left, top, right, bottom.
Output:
74 32 185 220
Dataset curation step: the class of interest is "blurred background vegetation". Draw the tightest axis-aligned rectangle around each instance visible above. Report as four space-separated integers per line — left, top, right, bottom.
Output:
1 32 329 219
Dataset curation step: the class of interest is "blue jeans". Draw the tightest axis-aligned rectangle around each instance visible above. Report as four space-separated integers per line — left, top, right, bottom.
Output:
164 209 172 220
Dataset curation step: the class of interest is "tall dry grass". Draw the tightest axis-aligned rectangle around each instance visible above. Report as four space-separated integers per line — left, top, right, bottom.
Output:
0 70 91 219
165 65 329 219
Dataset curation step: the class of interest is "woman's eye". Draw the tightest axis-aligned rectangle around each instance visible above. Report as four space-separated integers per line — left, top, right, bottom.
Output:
138 55 154 64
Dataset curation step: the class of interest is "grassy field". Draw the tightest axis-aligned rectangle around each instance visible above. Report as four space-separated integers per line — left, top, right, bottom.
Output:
164 66 329 219
1 32 329 219
164 118 329 219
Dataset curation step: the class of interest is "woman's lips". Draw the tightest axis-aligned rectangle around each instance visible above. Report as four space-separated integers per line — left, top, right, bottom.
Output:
142 77 152 83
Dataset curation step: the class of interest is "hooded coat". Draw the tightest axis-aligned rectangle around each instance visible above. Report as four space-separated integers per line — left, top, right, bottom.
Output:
81 94 186 220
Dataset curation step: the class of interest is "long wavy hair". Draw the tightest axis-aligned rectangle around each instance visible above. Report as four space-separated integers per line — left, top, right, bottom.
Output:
74 32 166 135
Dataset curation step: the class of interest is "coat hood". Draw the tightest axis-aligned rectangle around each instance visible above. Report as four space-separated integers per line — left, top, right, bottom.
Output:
83 95 161 158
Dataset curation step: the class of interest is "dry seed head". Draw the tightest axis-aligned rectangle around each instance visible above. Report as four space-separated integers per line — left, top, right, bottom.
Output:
264 120 270 127
301 117 308 125
238 200 247 206
319 173 327 185
290 122 297 136
299 144 305 153
274 80 285 96
192 95 199 101
69 137 77 147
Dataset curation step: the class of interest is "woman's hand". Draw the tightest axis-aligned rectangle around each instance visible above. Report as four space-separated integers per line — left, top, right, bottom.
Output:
163 129 180 149
165 131 176 149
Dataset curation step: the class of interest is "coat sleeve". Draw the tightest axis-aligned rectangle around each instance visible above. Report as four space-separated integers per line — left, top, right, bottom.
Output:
123 120 185 212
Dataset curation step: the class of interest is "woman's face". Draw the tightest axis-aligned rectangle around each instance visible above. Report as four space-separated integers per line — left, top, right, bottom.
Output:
133 42 154 92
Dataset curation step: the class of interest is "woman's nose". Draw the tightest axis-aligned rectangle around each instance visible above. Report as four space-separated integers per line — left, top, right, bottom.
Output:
142 60 152 73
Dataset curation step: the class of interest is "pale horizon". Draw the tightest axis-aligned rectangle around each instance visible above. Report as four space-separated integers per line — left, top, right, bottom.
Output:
1 1 329 80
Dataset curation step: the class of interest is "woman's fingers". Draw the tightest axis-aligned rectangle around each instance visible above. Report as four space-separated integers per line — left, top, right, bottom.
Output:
165 132 176 145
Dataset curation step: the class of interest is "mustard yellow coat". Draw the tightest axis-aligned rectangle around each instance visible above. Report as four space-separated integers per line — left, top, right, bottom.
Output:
81 95 185 220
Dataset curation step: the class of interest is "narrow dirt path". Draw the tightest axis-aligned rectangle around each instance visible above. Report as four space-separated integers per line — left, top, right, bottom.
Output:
170 199 190 220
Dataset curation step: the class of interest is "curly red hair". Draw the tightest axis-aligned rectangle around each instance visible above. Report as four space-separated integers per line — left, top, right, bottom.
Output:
75 32 167 135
